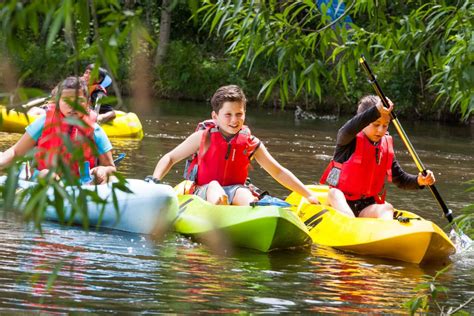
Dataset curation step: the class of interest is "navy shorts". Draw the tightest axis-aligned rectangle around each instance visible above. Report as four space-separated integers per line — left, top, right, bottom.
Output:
98 104 114 114
193 184 247 204
347 197 376 217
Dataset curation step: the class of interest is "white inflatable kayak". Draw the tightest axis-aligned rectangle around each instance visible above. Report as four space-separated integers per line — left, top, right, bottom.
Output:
0 176 178 234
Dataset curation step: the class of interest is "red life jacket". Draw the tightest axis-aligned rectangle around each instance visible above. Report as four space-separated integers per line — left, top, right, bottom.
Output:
89 84 107 96
184 120 260 186
320 131 394 203
35 105 97 176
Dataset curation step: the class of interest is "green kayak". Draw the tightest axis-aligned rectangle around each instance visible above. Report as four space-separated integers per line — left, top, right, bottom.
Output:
171 181 311 252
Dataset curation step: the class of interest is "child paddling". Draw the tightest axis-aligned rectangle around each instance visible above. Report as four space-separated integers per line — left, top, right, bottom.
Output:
320 95 435 219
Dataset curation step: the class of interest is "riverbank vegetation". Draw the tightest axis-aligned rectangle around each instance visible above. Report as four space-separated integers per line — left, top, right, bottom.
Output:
0 1 472 121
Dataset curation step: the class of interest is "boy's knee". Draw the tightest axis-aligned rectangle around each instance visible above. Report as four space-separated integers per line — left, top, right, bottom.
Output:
233 187 257 205
38 169 50 178
208 180 222 189
328 188 344 201
375 203 393 219
383 202 394 212
208 181 226 195
328 187 342 194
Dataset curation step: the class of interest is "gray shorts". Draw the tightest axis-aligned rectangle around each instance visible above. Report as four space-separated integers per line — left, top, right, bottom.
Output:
193 184 247 204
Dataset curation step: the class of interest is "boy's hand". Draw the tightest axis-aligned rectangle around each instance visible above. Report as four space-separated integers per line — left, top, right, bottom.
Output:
417 170 436 186
306 194 320 205
91 166 109 184
376 97 394 116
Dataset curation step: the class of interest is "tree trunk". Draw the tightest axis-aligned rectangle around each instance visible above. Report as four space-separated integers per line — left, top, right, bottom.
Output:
154 0 171 68
0 53 18 106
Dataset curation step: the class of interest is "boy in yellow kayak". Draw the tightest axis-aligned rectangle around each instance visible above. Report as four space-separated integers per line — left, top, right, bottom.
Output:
81 64 116 123
320 95 435 219
149 84 319 206
0 77 116 184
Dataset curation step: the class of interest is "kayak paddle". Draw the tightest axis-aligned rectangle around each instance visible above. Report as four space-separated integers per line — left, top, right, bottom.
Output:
113 153 126 166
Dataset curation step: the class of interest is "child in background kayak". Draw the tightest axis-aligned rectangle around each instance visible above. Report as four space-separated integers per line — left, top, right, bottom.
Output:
82 64 116 124
149 84 319 206
320 95 435 219
27 64 115 123
0 76 116 184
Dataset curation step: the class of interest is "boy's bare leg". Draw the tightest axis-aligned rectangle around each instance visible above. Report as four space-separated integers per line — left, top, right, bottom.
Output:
359 203 393 219
232 187 257 206
97 110 116 124
327 188 356 218
37 169 60 181
206 180 228 205
27 107 47 116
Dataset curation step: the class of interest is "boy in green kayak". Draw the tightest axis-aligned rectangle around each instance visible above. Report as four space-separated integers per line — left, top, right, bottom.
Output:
0 77 116 184
150 84 319 206
320 95 436 219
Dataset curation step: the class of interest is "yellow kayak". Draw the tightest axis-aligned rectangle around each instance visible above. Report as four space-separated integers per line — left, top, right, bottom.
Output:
0 106 144 139
286 185 456 264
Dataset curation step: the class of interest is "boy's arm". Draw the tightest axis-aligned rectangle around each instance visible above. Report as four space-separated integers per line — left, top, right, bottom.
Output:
94 151 117 184
392 159 436 190
152 130 203 181
253 144 320 204
0 133 36 169
97 110 116 124
391 159 419 190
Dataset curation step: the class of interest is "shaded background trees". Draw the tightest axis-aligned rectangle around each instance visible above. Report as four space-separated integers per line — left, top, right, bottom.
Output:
0 0 472 121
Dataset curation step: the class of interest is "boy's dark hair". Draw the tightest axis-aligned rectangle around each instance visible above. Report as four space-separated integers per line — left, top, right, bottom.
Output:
357 95 379 114
85 64 108 83
211 85 247 113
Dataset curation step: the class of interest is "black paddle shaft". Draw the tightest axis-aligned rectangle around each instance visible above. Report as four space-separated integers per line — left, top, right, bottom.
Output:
359 56 454 223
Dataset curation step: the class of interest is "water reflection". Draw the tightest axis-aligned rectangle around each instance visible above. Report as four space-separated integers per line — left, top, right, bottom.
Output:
306 246 428 313
0 214 472 313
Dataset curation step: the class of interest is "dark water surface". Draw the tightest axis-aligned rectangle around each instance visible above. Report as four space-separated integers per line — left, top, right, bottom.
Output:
0 100 473 313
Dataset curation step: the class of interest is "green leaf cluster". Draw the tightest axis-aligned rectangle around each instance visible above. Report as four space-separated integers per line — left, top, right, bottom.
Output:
404 265 472 315
198 0 473 120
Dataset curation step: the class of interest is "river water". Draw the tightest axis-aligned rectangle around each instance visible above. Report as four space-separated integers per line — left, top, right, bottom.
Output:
0 100 472 313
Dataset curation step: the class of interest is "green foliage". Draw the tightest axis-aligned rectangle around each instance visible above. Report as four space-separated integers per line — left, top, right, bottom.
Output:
198 0 473 120
372 1 473 120
404 265 472 315
155 40 247 100
13 41 72 89
456 179 474 237
0 0 146 232
404 178 473 315
0 0 148 105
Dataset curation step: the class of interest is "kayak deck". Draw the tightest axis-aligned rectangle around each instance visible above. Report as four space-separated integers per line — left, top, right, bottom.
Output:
286 185 456 264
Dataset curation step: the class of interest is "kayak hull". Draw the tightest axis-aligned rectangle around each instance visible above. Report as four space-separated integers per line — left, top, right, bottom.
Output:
172 182 311 252
2 177 178 234
0 106 144 139
286 185 456 264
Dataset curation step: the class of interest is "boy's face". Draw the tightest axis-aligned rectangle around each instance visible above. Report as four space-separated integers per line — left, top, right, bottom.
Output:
82 69 91 84
59 89 88 118
212 101 246 137
363 113 390 142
